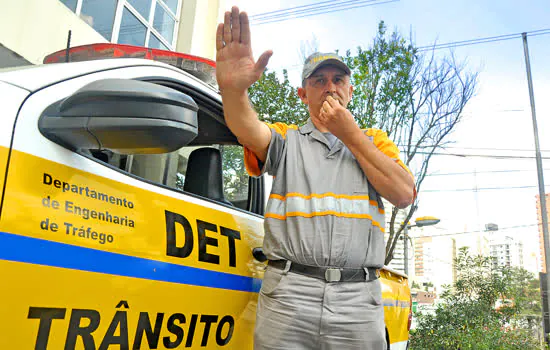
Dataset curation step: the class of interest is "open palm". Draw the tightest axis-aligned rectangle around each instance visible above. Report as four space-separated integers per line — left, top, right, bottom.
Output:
216 7 272 92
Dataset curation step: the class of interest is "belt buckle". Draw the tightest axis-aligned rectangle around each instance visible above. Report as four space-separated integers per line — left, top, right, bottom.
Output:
324 268 341 282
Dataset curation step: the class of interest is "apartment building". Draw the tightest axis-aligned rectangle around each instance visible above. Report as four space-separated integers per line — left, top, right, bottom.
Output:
536 193 550 272
489 235 524 270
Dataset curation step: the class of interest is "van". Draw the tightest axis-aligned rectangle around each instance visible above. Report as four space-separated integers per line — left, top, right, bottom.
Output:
0 43 411 349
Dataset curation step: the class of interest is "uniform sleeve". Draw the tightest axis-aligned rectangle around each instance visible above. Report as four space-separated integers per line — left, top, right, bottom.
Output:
244 122 296 177
366 128 417 198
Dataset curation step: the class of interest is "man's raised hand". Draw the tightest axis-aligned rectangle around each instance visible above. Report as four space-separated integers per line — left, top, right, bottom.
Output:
216 6 273 93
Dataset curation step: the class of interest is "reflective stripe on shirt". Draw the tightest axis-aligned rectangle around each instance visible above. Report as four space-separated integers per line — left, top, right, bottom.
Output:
266 193 386 231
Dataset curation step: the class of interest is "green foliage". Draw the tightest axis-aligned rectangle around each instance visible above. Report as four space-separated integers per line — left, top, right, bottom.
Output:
221 145 248 202
410 247 542 349
248 69 309 125
423 281 434 292
341 21 415 131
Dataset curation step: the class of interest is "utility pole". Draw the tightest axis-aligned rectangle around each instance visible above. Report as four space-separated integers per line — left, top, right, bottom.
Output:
522 32 550 344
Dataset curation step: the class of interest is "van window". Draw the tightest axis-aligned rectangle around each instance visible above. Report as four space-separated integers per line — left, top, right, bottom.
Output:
125 144 249 209
85 79 259 213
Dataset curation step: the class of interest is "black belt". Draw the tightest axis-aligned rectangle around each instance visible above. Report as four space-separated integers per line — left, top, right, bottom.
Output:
268 260 380 283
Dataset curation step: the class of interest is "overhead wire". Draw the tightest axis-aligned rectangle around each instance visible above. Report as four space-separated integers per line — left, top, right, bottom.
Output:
397 145 550 153
416 28 550 51
421 185 550 193
266 27 550 71
410 151 550 160
424 168 550 177
250 0 398 26
415 224 540 238
249 0 365 20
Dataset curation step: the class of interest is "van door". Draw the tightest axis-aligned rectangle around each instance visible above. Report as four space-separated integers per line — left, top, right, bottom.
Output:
0 64 265 349
0 81 29 217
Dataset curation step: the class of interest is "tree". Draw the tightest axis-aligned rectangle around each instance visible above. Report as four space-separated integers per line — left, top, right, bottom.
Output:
221 145 248 202
423 281 434 292
246 22 478 266
410 247 541 349
248 69 309 125
220 70 307 200
339 22 478 265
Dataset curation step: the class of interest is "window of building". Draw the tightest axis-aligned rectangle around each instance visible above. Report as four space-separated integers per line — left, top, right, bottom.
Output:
148 34 169 50
60 0 78 12
58 0 180 50
119 8 147 46
80 0 118 41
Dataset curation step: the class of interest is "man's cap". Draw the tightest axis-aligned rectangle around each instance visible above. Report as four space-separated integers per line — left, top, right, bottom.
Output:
302 52 351 81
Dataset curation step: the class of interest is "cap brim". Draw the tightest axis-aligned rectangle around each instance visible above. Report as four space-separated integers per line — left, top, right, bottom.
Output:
305 59 351 79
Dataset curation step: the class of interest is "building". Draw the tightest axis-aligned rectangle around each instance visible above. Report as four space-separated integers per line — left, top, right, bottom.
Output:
384 204 408 274
1 0 226 68
489 235 524 270
536 193 550 272
413 235 456 293
411 289 436 305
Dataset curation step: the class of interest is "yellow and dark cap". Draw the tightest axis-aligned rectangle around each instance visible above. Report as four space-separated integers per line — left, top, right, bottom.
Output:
301 52 351 82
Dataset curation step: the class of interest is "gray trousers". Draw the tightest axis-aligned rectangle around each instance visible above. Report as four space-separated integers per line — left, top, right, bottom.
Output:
254 266 386 350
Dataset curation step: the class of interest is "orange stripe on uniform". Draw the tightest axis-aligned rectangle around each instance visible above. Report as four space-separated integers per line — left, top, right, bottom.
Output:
243 147 261 177
266 122 298 139
364 128 417 200
269 192 384 213
270 192 371 201
243 123 298 176
265 211 386 232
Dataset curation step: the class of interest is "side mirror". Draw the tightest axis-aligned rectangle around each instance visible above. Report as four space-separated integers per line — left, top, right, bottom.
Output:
39 78 198 154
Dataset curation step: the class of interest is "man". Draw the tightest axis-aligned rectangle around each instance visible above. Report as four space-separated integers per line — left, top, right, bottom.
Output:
216 6 415 349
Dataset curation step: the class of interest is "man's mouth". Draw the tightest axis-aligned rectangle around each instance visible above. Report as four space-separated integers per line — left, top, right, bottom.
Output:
327 93 342 105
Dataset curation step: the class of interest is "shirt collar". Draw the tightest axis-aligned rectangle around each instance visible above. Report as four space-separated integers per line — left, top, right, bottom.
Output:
299 118 344 154
299 118 316 135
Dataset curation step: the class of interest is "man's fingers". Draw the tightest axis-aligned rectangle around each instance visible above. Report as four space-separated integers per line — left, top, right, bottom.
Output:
223 11 232 44
255 50 273 73
326 95 339 108
322 101 332 113
216 23 224 51
240 12 251 45
231 6 240 43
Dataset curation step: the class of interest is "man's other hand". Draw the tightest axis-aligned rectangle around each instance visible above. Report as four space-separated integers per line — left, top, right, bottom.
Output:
316 95 360 142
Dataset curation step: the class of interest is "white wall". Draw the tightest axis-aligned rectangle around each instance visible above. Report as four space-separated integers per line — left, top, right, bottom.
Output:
0 0 106 65
176 0 223 60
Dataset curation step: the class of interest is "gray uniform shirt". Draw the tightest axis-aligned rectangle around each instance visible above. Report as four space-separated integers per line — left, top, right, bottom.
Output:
244 119 411 268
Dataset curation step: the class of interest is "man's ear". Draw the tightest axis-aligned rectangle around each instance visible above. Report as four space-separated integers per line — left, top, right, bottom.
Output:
297 87 309 105
349 84 354 99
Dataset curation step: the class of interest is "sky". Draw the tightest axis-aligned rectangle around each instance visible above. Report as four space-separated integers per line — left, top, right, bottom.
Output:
227 0 550 271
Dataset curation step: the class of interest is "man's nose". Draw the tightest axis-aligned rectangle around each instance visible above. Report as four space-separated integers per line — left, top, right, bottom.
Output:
325 80 337 92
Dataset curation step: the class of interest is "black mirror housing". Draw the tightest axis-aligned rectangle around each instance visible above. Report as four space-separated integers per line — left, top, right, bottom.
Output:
39 79 199 154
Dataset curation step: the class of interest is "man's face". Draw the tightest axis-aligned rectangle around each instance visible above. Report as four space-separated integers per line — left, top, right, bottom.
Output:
298 65 354 117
